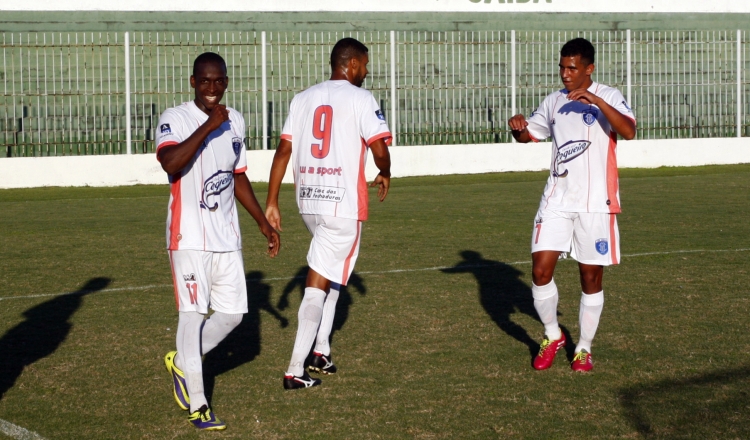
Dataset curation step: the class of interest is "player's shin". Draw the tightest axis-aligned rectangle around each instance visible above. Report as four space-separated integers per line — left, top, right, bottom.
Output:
532 279 561 340
287 288 326 377
177 311 209 412
313 283 340 356
576 291 604 353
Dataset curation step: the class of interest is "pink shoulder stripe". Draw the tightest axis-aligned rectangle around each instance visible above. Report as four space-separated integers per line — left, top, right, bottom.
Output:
366 132 393 146
156 141 179 161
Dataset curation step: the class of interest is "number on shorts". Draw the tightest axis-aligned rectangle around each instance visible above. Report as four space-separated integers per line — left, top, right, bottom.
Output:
311 105 333 159
186 282 198 304
534 223 542 244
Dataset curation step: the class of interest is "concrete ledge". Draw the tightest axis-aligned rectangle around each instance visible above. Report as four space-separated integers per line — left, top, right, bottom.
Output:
1 138 748 189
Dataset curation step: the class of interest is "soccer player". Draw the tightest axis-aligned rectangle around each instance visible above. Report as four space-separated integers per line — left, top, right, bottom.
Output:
265 37 392 389
155 52 280 429
507 38 636 372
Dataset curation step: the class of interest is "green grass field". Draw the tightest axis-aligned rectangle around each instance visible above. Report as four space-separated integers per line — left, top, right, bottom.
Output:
0 164 749 439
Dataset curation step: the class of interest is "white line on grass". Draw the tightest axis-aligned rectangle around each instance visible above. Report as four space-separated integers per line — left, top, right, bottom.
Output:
1 248 748 302
0 419 47 440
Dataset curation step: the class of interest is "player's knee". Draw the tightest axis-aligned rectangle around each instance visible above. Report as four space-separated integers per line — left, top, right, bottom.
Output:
532 267 554 286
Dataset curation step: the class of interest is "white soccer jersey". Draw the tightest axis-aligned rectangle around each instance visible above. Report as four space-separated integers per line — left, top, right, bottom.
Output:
526 82 635 213
281 80 392 221
155 101 248 252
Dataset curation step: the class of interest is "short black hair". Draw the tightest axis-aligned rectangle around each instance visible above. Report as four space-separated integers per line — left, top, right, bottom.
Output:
193 52 226 77
560 38 595 65
330 38 369 69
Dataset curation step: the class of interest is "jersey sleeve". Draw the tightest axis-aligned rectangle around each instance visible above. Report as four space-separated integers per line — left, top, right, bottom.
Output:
232 112 248 174
155 109 184 159
280 100 294 142
525 95 552 142
605 88 636 124
359 92 392 146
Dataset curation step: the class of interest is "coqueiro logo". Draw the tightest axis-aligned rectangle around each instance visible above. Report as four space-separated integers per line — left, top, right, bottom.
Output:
201 170 233 211
553 140 591 177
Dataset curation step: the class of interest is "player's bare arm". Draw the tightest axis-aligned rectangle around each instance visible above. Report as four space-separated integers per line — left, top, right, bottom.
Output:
265 138 293 231
368 138 391 202
158 105 230 175
566 89 636 140
508 114 533 143
235 172 281 257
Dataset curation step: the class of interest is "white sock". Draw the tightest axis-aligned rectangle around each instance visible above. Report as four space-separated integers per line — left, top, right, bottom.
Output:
532 279 561 340
176 311 208 412
576 291 604 354
200 312 243 355
286 287 326 377
313 283 340 357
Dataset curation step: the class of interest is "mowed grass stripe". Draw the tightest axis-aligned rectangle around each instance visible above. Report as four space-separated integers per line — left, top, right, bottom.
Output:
0 164 748 439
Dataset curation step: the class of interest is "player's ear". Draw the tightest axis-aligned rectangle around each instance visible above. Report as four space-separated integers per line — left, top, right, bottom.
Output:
585 63 595 76
189 75 196 89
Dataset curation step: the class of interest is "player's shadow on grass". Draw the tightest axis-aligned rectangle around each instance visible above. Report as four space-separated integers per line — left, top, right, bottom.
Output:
203 271 286 399
619 365 750 437
0 277 111 401
277 266 366 350
441 251 573 363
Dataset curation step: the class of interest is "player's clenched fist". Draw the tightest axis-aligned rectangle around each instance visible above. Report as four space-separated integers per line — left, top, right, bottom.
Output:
507 114 528 132
205 104 230 131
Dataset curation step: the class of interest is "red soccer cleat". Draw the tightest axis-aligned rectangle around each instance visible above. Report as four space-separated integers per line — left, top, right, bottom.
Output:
571 349 593 372
533 332 566 370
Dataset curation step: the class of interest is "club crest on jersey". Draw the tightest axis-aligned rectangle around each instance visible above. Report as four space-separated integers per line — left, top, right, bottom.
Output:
160 123 171 133
595 239 609 255
200 170 233 212
582 109 598 126
375 109 385 121
553 140 591 178
232 137 242 156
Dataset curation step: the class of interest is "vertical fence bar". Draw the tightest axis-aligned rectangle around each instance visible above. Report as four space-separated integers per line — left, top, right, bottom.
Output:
390 30 397 146
261 31 268 150
626 29 632 105
510 30 516 142
125 31 131 155
737 29 742 137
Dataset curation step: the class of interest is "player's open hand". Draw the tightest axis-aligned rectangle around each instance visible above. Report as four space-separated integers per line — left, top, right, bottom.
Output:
265 205 282 231
507 114 529 132
370 172 390 202
205 104 230 131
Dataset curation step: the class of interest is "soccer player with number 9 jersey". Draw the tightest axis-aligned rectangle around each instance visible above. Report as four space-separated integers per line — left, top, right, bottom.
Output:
265 38 392 390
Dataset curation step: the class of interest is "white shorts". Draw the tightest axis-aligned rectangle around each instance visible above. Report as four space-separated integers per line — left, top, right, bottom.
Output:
302 214 362 286
168 249 248 314
531 209 620 266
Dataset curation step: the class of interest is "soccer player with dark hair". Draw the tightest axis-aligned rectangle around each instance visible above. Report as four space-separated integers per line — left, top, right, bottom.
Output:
508 37 636 372
265 37 392 389
156 52 280 429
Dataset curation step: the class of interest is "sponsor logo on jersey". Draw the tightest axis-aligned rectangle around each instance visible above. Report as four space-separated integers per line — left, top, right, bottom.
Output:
582 108 598 126
183 273 196 282
595 239 609 255
298 185 346 203
553 140 591 177
160 123 171 133
375 109 385 121
232 137 242 156
200 170 233 212
299 166 343 176
621 100 632 112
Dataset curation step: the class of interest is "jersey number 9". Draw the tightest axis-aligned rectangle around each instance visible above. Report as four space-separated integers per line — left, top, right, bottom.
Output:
311 105 333 159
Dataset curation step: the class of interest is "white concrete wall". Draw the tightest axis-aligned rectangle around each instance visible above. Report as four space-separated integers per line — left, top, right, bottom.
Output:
1 138 748 189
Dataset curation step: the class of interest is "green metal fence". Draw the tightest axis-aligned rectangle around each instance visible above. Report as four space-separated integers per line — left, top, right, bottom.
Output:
1 29 749 157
